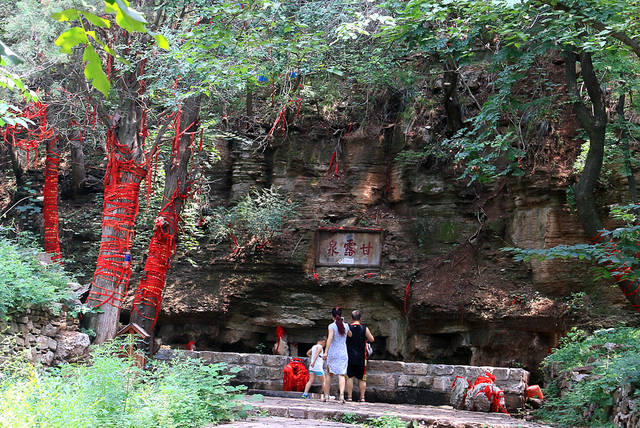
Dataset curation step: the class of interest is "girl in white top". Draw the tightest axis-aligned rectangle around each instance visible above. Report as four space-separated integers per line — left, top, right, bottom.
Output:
301 336 326 399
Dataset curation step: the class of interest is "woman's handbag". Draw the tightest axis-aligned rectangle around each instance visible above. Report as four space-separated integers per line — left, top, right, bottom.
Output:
366 342 373 358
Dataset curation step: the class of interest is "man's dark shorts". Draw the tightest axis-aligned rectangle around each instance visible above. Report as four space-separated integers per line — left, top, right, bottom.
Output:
347 364 365 380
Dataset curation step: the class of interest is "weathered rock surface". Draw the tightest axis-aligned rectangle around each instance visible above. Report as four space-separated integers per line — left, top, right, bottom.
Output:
134 120 636 374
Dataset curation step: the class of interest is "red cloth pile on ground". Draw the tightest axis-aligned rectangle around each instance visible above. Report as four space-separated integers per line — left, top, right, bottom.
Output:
450 371 510 415
282 357 309 392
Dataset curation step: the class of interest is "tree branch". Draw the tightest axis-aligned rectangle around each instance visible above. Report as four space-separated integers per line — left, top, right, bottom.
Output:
538 0 640 59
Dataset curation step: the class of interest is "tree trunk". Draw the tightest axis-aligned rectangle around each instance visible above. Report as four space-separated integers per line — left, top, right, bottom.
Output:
565 51 640 310
444 58 464 135
70 136 87 197
85 97 148 344
130 95 201 334
616 93 638 203
565 51 607 237
43 137 62 262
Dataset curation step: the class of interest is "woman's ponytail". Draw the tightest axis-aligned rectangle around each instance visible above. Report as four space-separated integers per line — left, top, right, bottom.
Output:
332 307 345 336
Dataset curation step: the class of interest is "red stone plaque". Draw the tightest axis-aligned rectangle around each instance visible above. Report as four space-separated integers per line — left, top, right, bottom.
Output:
315 228 383 267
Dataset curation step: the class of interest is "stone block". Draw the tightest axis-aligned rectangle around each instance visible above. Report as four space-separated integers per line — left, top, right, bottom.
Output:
154 348 174 360
53 331 90 361
42 324 58 337
47 337 57 352
244 353 264 366
233 366 253 380
262 355 286 368
36 335 49 350
254 366 282 380
367 360 404 373
288 408 306 418
432 377 453 392
197 351 214 362
504 393 524 411
398 374 433 388
433 365 454 376
41 351 54 365
404 363 428 376
365 373 397 388
9 322 19 334
211 352 243 364
502 380 527 394
493 368 510 381
465 366 485 380
453 366 468 376
254 380 281 390
509 368 530 383
26 333 36 343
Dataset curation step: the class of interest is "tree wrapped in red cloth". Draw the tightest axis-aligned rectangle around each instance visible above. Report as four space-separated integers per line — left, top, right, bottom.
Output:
130 95 201 334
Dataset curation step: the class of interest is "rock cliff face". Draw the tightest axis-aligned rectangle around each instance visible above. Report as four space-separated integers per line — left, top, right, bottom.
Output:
148 117 635 376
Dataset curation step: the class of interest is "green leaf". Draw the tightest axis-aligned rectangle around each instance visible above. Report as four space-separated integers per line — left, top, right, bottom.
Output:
115 0 147 23
83 43 110 97
81 11 111 28
113 0 147 33
55 27 88 54
0 40 23 65
51 9 81 22
153 33 169 50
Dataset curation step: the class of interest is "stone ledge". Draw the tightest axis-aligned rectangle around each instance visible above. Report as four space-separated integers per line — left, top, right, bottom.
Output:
154 349 530 411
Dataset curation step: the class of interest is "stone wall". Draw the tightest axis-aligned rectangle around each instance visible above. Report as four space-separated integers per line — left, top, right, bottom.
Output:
0 307 90 365
154 349 529 411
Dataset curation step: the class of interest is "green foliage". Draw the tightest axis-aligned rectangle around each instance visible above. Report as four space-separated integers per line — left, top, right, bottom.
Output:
0 339 248 427
364 414 407 428
0 39 35 126
51 0 168 96
338 412 361 424
538 327 640 427
208 187 298 248
0 228 71 319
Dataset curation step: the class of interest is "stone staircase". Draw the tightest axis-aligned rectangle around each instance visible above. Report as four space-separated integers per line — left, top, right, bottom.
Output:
211 395 552 427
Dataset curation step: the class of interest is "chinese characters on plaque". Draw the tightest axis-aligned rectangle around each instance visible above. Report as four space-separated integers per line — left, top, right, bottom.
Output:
316 229 383 267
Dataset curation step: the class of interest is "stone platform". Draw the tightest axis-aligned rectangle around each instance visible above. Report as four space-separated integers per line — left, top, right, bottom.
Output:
156 349 530 411
211 396 551 428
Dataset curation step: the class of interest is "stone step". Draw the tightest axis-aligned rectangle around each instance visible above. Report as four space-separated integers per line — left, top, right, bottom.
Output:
215 416 357 427
234 395 551 428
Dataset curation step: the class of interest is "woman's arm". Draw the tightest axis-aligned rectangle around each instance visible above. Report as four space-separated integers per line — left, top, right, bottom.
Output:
323 327 334 359
306 348 313 357
365 327 375 342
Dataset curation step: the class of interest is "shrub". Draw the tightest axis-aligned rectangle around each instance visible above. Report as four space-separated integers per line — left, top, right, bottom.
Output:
0 339 248 427
208 186 298 248
0 228 71 318
537 327 640 427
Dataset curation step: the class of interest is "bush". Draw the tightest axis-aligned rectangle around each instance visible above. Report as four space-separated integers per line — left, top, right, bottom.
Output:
0 339 248 427
537 327 640 427
208 186 298 248
0 229 72 318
